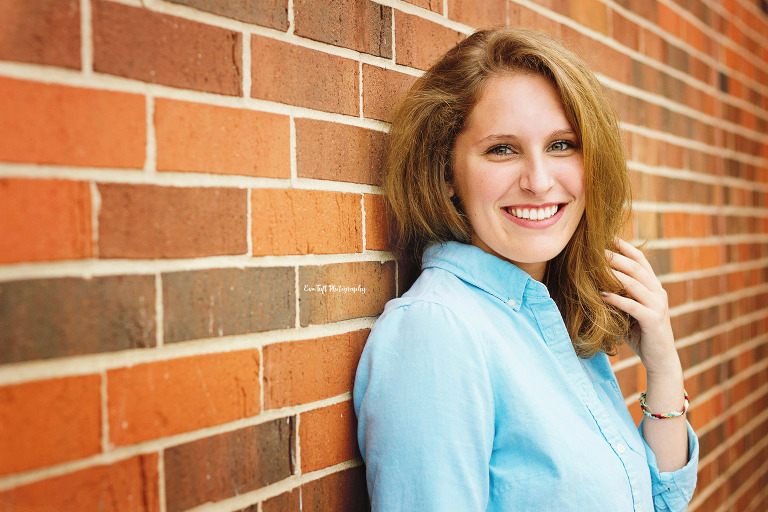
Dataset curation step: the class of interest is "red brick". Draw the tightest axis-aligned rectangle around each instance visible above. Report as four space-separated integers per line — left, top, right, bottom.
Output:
0 275 156 364
263 489 301 512
570 0 609 33
162 267 295 343
0 375 101 476
92 0 242 95
295 0 392 57
612 10 640 51
364 193 390 251
447 0 506 28
296 119 385 185
263 330 369 408
394 11 465 70
164 419 292 512
98 184 247 258
299 261 396 325
251 189 363 256
508 4 563 34
362 64 418 123
0 454 160 512
0 0 80 68
0 77 145 168
301 466 369 512
403 0 442 12
108 350 260 445
300 401 359 473
156 99 290 178
251 35 359 115
0 179 91 264
166 0 288 29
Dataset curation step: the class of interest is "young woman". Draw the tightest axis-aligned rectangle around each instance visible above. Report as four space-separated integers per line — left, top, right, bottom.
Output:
353 28 698 511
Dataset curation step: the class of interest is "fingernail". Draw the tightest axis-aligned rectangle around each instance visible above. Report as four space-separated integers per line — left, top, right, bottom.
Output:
599 291 609 297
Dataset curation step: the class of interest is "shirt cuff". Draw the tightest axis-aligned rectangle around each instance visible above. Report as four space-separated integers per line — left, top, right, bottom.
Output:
639 420 699 512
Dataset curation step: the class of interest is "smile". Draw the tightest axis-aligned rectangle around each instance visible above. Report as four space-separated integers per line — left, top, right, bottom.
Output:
503 204 562 221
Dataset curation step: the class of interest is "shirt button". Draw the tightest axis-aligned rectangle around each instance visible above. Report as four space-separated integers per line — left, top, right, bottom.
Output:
507 299 516 307
636 507 642 512
615 443 626 454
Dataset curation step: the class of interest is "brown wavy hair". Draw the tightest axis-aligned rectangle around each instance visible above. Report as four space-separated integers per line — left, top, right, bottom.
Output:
384 27 633 357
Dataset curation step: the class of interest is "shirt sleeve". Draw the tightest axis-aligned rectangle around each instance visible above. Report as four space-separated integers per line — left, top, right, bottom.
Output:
639 420 699 512
353 300 495 512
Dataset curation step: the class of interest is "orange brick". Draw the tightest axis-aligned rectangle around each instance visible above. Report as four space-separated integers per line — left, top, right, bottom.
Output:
662 212 687 238
656 2 680 36
362 64 418 123
251 189 363 256
364 193 390 251
0 179 92 264
612 11 639 51
300 401 360 473
251 35 359 115
0 454 160 512
394 11 465 70
0 77 145 168
0 0 80 69
155 99 289 178
107 350 260 445
670 246 694 273
0 375 101 476
263 330 369 408
509 4 563 35
570 0 608 34
402 0 442 12
447 0 506 28
296 119 385 185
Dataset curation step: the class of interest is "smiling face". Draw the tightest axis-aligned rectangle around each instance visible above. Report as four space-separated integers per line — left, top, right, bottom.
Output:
448 72 586 281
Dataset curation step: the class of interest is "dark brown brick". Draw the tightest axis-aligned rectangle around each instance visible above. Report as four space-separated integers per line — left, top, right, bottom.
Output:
166 0 288 29
251 35 359 115
0 0 80 69
295 0 391 57
163 267 295 343
0 275 155 364
301 466 369 512
296 119 385 185
98 184 247 259
394 11 465 70
0 454 160 512
263 330 369 409
263 489 301 512
164 418 293 512
362 65 418 123
299 261 396 326
92 0 242 95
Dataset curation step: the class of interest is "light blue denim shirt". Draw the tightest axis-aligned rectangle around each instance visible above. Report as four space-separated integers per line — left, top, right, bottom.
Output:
354 241 698 511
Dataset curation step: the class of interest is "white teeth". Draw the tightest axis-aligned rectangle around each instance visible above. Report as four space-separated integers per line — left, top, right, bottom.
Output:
507 205 558 221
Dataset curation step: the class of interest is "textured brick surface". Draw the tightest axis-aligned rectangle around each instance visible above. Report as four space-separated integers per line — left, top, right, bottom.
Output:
163 267 295 343
299 261 396 326
251 35 359 115
394 11 464 69
166 0 288 29
362 65 418 123
300 401 359 473
0 179 92 264
295 0 392 57
108 350 260 445
301 466 369 512
0 0 80 68
403 0 442 12
263 330 369 408
165 418 293 512
0 275 156 364
296 119 385 185
93 0 242 95
0 454 160 512
0 77 145 168
364 193 390 251
156 99 290 178
447 0 507 28
98 184 247 259
0 376 101 476
262 489 301 512
251 189 363 256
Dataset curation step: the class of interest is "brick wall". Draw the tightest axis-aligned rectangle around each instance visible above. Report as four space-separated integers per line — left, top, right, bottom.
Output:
0 0 765 511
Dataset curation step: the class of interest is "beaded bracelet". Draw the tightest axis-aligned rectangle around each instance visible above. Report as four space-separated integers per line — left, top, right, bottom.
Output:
639 390 689 419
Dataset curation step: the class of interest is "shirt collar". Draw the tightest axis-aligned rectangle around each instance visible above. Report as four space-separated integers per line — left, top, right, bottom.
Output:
421 242 551 311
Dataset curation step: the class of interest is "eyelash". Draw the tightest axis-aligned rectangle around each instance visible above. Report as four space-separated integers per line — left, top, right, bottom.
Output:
485 140 579 155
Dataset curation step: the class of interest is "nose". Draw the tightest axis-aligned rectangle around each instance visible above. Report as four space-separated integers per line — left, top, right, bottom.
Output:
519 155 555 195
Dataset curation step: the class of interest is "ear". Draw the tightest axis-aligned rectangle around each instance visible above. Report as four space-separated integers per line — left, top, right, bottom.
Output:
443 180 455 198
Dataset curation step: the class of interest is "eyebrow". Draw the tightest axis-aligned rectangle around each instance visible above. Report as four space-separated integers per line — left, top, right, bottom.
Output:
475 128 577 146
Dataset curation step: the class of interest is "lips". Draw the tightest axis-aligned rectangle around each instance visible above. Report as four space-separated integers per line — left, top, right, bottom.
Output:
503 204 562 221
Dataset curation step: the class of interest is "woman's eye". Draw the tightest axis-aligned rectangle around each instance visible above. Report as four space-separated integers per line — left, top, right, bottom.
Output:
487 145 514 155
549 140 577 152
